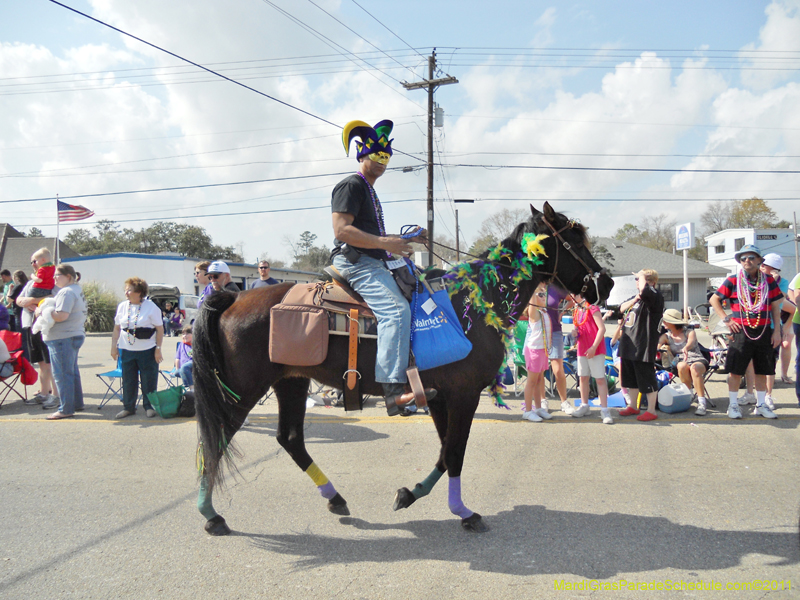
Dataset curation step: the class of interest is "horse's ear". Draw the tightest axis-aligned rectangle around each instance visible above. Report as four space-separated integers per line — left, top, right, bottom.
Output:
543 201 556 223
530 204 541 217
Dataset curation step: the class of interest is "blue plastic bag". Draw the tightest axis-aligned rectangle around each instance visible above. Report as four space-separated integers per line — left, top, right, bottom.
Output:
411 278 473 371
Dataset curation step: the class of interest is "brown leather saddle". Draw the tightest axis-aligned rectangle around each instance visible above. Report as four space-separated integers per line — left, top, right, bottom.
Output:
268 266 377 411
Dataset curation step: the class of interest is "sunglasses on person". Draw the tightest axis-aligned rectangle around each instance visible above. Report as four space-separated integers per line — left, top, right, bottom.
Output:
194 270 206 275
259 266 270 270
739 255 758 262
208 274 222 280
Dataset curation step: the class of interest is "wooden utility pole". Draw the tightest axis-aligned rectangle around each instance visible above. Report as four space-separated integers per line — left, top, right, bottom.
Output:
402 49 457 266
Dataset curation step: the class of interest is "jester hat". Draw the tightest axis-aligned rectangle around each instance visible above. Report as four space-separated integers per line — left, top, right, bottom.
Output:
342 119 394 163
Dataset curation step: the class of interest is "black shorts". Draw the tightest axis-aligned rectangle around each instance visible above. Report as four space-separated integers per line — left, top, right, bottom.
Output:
26 328 50 364
620 359 658 394
725 328 774 376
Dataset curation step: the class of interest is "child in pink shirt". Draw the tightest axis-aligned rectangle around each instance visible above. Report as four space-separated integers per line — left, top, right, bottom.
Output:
572 293 612 424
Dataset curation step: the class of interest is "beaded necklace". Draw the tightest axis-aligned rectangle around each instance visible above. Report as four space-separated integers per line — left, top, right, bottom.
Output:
125 301 141 345
572 303 591 327
735 267 769 339
356 171 386 232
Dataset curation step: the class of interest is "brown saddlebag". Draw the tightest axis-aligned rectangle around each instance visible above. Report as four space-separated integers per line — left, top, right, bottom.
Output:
269 304 329 366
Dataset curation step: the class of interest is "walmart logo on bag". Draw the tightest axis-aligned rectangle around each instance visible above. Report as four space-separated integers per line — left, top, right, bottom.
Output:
415 314 446 332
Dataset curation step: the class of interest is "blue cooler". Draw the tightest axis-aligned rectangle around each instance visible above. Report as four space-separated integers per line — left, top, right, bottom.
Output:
657 382 692 414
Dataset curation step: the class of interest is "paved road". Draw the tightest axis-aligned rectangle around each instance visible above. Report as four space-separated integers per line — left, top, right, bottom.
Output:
1 334 798 599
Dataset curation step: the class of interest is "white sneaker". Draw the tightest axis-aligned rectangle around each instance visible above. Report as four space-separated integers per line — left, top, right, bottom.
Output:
523 410 542 422
572 404 590 418
739 392 756 405
755 404 777 419
600 408 613 424
540 399 549 412
695 401 707 416
727 403 742 419
764 394 776 411
560 401 574 415
535 407 553 420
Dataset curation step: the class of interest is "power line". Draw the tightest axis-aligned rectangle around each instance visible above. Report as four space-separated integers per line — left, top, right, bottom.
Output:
259 0 421 108
305 0 419 79
442 162 800 174
349 0 429 64
47 0 341 128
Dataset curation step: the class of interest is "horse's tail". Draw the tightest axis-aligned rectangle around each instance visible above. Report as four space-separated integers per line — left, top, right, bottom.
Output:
193 291 240 492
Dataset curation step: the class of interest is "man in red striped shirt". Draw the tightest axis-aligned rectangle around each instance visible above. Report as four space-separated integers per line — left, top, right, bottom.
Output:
710 244 783 419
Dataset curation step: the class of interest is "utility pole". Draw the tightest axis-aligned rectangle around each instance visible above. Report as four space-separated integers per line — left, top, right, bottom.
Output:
402 49 458 266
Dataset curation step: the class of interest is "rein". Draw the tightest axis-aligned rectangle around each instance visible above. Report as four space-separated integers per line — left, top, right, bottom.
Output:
539 217 604 305
428 216 603 305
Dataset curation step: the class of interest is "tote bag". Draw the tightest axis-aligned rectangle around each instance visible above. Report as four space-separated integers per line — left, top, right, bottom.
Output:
411 278 472 371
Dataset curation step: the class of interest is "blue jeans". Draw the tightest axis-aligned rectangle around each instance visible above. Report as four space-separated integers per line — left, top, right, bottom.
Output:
178 361 193 386
120 348 159 412
332 254 410 383
45 336 85 415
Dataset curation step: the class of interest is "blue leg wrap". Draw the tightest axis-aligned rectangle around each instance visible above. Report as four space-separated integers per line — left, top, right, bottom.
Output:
448 476 474 519
411 467 444 500
197 475 219 520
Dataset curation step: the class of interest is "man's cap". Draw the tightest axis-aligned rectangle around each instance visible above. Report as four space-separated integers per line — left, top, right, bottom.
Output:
207 261 230 274
762 253 783 270
733 244 762 263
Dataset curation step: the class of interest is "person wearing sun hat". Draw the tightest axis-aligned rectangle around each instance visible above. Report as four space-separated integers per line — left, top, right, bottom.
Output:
329 119 434 416
658 308 710 415
710 244 783 419
760 253 794 390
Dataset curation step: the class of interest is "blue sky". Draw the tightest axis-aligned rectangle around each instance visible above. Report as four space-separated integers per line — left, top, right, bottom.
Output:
1 0 799 263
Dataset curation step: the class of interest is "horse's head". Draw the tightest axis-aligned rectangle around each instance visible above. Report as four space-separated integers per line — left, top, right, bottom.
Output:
510 202 614 305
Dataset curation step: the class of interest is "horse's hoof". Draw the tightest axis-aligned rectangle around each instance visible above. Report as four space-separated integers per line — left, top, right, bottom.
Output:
393 487 416 511
328 493 350 516
204 515 231 536
461 513 488 533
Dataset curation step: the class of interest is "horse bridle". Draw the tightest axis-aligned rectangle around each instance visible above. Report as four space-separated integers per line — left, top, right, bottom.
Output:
541 216 605 305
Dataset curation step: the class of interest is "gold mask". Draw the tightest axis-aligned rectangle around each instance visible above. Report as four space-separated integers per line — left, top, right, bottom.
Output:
366 152 391 165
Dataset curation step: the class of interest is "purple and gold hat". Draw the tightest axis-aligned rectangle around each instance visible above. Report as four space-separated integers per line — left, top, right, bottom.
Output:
342 120 394 164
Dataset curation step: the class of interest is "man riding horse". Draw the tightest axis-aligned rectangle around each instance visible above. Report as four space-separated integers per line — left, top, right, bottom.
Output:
329 119 435 415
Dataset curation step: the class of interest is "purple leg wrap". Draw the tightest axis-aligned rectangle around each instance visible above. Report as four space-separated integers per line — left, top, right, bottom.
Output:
448 476 474 519
318 481 337 500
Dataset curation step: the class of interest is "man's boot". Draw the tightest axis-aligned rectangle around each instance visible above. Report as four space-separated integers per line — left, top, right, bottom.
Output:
382 383 437 416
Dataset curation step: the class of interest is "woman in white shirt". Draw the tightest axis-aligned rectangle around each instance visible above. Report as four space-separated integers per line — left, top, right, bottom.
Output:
111 277 164 419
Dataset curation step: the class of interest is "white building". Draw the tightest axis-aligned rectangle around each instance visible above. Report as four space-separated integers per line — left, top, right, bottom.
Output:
62 252 320 299
705 228 798 276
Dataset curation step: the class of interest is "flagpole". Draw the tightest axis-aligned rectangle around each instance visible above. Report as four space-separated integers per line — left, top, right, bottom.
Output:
55 194 60 264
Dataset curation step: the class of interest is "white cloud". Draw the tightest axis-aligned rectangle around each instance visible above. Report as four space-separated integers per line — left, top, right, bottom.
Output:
740 0 800 90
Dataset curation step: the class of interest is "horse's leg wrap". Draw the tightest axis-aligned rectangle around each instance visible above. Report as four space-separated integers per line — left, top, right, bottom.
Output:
306 462 337 500
412 467 444 500
197 475 219 520
448 476 474 519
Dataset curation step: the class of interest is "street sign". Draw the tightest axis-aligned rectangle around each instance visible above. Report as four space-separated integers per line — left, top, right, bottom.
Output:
675 222 695 250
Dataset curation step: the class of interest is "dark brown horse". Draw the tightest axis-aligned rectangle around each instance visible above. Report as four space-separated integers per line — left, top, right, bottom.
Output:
192 203 613 535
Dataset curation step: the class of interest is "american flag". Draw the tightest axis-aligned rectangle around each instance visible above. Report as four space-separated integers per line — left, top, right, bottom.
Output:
57 200 95 223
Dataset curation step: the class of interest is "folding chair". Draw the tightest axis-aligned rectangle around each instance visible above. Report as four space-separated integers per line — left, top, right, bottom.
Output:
96 356 142 410
1 330 30 407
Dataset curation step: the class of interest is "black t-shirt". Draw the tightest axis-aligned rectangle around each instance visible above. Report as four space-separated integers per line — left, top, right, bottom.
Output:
618 285 665 363
330 173 386 261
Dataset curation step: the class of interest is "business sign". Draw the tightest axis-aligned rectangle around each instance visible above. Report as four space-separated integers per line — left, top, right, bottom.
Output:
675 222 695 250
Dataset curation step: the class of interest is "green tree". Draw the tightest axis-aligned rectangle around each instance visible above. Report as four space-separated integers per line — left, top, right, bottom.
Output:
589 237 614 270
728 197 778 229
26 227 44 238
62 220 242 261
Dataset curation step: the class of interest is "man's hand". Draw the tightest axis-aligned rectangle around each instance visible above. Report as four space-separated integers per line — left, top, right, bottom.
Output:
772 327 782 349
383 235 414 257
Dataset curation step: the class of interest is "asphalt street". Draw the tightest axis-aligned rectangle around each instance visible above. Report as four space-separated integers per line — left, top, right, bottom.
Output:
1 332 798 599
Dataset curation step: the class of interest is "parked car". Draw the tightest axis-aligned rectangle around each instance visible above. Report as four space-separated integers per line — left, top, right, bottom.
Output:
147 284 200 328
